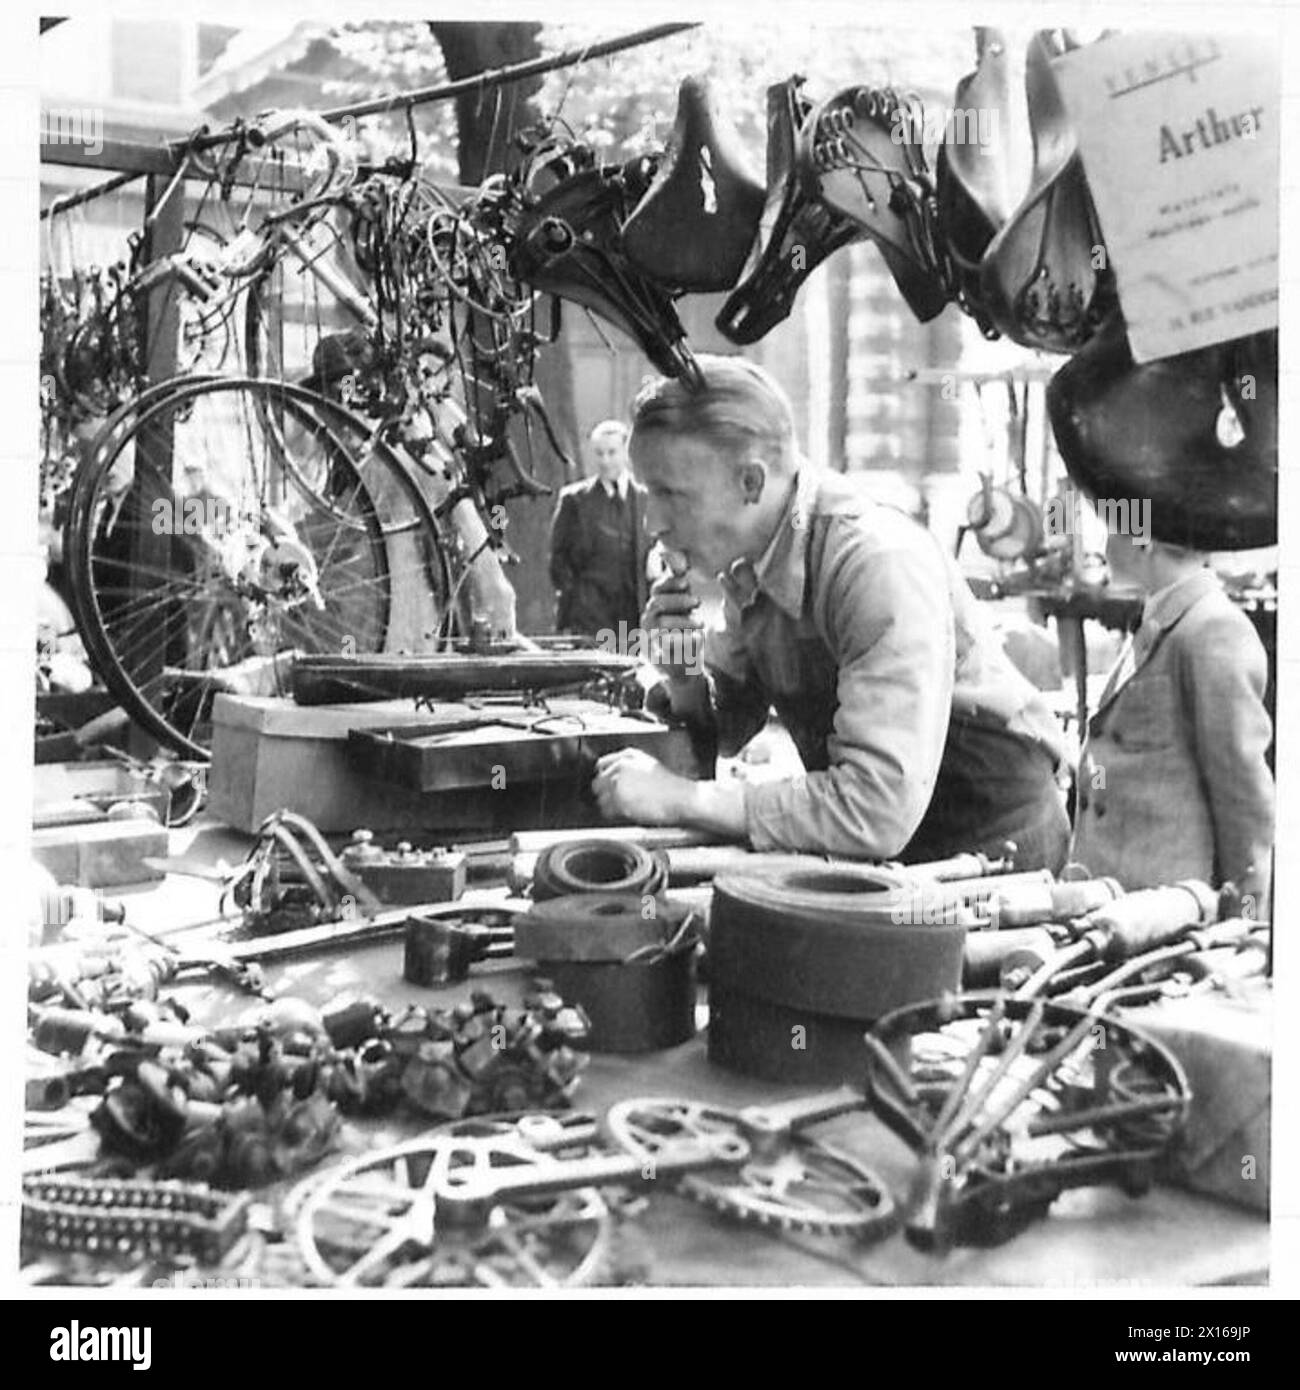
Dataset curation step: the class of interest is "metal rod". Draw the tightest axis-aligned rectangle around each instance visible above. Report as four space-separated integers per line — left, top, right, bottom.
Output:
953 1007 1097 1164
40 169 147 221
925 996 1006 1149
1073 941 1197 1010
1026 1093 1182 1140
313 22 701 125
938 998 1046 1155
40 23 698 208
1012 937 1094 999
862 1034 918 1106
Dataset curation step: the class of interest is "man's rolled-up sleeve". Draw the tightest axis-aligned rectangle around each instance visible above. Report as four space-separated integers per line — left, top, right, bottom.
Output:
742 532 956 857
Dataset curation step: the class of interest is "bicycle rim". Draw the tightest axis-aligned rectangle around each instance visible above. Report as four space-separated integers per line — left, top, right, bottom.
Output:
65 376 450 759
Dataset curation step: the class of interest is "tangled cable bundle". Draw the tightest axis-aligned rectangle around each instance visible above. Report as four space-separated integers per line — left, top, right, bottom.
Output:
531 838 670 903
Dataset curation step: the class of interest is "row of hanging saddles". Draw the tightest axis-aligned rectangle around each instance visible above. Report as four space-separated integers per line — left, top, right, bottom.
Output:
507 30 1275 551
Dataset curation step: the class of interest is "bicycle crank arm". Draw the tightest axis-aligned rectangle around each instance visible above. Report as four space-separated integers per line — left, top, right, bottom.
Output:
432 1137 749 1219
734 1084 865 1151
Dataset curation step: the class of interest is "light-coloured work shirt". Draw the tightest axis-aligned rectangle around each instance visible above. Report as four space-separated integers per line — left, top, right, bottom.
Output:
704 467 1065 857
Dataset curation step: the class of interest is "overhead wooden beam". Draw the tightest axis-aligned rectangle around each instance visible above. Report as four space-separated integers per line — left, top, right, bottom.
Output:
39 137 178 177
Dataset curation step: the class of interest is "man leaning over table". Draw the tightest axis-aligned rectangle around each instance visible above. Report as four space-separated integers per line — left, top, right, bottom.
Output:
591 355 1070 871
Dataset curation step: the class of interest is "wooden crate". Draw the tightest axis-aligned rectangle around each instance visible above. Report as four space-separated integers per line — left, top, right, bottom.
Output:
208 693 700 836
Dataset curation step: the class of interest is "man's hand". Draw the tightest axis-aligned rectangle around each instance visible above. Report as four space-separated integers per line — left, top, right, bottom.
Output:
592 748 694 825
591 748 748 838
642 567 704 678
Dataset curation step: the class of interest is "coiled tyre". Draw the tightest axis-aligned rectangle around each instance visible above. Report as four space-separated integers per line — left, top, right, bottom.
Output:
709 863 968 1019
531 838 670 903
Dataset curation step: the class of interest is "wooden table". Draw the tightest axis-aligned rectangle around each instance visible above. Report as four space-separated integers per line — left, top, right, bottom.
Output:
101 822 1271 1290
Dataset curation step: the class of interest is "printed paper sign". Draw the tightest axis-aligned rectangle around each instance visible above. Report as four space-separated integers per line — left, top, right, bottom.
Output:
1051 32 1279 362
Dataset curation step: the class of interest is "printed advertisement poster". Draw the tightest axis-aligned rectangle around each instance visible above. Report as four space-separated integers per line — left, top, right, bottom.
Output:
1052 32 1279 362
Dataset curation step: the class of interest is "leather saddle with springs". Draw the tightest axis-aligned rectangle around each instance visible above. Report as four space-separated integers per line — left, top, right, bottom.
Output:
935 26 1014 338
718 76 956 344
978 30 1118 354
805 82 953 323
508 140 700 384
623 73 765 293
715 78 868 345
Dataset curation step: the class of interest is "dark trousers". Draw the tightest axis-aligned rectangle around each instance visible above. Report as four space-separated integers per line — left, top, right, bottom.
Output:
899 713 1070 874
558 580 640 639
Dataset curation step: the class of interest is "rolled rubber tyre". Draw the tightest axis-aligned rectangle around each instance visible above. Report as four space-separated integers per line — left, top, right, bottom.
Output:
709 864 968 1020
707 985 876 1084
532 839 669 903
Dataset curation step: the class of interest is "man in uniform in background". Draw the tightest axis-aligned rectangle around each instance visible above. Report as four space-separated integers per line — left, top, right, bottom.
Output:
549 420 651 639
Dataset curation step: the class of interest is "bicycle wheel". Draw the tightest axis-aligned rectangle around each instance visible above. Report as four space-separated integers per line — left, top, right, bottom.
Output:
64 376 451 759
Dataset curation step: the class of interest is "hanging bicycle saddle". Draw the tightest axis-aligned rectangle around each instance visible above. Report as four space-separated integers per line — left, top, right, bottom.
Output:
804 84 951 323
716 78 866 345
623 74 765 293
509 144 699 383
1046 314 1278 550
936 26 1014 337
978 31 1116 354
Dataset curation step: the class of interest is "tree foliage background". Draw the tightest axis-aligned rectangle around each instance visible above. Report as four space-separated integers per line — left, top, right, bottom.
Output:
260 18 985 180
197 17 1021 632
535 21 976 162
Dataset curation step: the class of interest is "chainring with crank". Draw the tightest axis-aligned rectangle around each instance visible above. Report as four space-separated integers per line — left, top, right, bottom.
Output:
604 1097 897 1239
293 1111 615 1288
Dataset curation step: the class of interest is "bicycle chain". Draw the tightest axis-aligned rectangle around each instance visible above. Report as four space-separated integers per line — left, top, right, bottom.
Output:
22 1175 251 1266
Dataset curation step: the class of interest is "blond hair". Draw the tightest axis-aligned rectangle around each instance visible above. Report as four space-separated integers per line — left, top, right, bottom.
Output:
630 355 796 465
